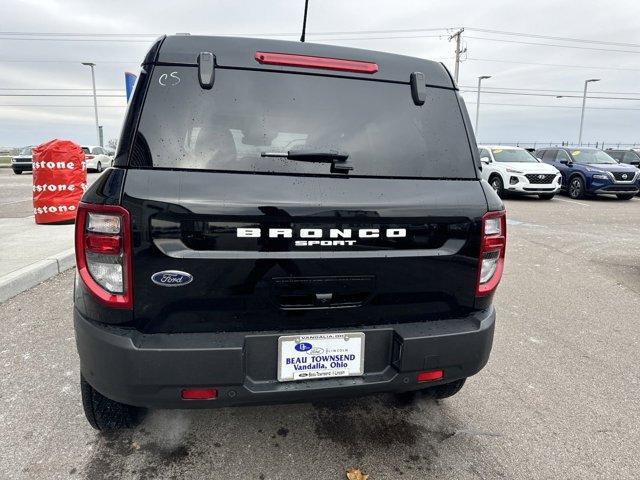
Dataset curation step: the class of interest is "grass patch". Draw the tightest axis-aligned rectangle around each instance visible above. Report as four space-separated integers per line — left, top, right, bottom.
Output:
0 156 12 167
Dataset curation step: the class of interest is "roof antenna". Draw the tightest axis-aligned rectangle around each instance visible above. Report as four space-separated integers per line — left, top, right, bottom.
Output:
300 0 309 42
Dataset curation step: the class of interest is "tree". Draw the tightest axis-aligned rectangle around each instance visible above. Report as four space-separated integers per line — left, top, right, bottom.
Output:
107 138 118 150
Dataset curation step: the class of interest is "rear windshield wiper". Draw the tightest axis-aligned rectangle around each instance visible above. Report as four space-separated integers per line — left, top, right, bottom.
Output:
261 150 353 173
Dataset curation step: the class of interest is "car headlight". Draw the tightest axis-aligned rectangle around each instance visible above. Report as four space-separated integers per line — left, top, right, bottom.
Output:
592 174 609 180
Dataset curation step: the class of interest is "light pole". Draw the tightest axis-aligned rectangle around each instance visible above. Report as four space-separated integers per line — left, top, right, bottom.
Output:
578 78 600 146
82 62 101 146
475 75 491 137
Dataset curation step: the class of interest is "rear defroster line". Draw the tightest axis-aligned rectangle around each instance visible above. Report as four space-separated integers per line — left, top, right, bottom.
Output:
152 238 466 259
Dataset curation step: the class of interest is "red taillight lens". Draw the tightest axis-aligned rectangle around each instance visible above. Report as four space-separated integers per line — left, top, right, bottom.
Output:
476 210 507 296
181 388 218 400
75 202 132 309
417 370 444 382
86 155 94 159
254 51 379 74
85 234 121 254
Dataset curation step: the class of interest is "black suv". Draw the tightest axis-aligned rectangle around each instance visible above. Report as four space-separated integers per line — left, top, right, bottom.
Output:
74 35 505 430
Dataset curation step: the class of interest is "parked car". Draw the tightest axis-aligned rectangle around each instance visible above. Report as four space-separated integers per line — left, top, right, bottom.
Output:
81 145 112 172
606 149 640 167
536 147 640 199
478 145 561 199
74 35 506 430
11 146 33 174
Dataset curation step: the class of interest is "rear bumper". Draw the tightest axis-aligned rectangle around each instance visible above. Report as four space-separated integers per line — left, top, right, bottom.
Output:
75 307 495 408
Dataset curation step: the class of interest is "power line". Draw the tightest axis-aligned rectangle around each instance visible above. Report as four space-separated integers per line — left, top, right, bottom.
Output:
0 27 451 38
459 89 640 101
0 94 125 97
476 102 640 111
0 104 126 108
465 57 640 72
3 27 637 48
0 88 122 91
0 59 138 64
465 35 640 54
460 85 640 95
465 27 640 48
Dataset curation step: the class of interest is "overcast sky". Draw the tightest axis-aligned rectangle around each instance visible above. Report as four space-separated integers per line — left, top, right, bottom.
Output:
2 0 640 148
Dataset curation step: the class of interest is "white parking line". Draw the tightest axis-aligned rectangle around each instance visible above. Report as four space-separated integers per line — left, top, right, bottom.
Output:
555 198 591 207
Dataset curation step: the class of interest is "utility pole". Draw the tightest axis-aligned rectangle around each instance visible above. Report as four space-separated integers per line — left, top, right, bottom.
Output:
475 75 491 137
82 62 101 146
448 28 466 84
578 78 600 146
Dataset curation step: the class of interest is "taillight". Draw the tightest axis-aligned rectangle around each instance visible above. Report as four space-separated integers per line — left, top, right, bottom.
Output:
476 210 506 296
85 155 94 159
75 202 132 308
254 51 379 74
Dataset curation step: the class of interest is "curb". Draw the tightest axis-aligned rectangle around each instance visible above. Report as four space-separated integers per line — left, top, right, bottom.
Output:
0 248 75 303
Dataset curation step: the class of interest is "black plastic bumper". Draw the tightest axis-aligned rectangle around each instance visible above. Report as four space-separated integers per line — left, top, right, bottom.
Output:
75 307 495 408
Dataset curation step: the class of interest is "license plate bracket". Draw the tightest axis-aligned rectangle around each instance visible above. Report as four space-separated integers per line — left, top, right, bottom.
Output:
277 332 365 382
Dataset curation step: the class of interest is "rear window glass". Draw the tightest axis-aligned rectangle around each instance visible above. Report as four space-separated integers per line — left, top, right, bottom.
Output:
132 67 475 179
81 147 90 154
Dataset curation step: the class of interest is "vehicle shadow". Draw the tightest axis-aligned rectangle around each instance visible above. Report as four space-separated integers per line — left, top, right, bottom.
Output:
82 392 500 479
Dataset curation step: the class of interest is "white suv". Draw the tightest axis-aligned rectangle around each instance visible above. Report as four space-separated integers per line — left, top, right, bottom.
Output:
81 145 112 173
478 145 561 200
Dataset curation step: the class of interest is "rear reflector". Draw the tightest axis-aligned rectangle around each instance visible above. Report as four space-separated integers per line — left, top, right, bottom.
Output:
254 52 378 74
85 234 121 255
181 388 218 400
417 370 444 383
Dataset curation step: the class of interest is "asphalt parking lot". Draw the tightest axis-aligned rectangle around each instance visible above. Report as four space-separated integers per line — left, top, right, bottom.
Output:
1 194 639 479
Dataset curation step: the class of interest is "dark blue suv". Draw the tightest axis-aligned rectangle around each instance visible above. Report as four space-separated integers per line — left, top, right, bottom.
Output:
535 147 640 200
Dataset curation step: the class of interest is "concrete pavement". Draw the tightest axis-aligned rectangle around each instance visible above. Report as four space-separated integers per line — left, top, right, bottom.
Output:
0 194 639 479
0 169 100 302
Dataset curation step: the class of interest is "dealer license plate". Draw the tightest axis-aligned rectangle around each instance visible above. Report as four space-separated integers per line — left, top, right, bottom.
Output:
277 332 365 382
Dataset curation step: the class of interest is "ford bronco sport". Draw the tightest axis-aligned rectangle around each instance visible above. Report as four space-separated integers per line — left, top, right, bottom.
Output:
74 35 505 430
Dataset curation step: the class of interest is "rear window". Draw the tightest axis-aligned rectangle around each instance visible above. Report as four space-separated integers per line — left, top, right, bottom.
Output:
132 66 475 179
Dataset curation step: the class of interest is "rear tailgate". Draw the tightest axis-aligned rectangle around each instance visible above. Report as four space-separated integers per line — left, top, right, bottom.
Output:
122 170 485 333
120 37 488 333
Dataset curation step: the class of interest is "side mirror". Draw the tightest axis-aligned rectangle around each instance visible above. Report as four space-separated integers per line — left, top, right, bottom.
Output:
560 159 569 165
480 157 490 164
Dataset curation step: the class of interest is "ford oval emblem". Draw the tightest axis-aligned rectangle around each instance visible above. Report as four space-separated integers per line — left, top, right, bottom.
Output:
295 342 313 352
151 270 193 287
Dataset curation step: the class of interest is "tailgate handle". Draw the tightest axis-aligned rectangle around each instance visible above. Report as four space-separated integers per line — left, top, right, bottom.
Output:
271 276 375 310
315 293 333 305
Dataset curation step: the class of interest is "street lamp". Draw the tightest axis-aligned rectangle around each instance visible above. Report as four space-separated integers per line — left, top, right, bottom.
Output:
578 78 600 146
81 62 101 147
475 75 491 138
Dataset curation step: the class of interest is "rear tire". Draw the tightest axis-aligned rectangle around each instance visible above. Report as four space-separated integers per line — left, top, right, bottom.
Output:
569 176 585 199
395 378 466 402
80 375 145 431
538 193 555 200
616 193 635 200
489 175 504 198
96 161 102 173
